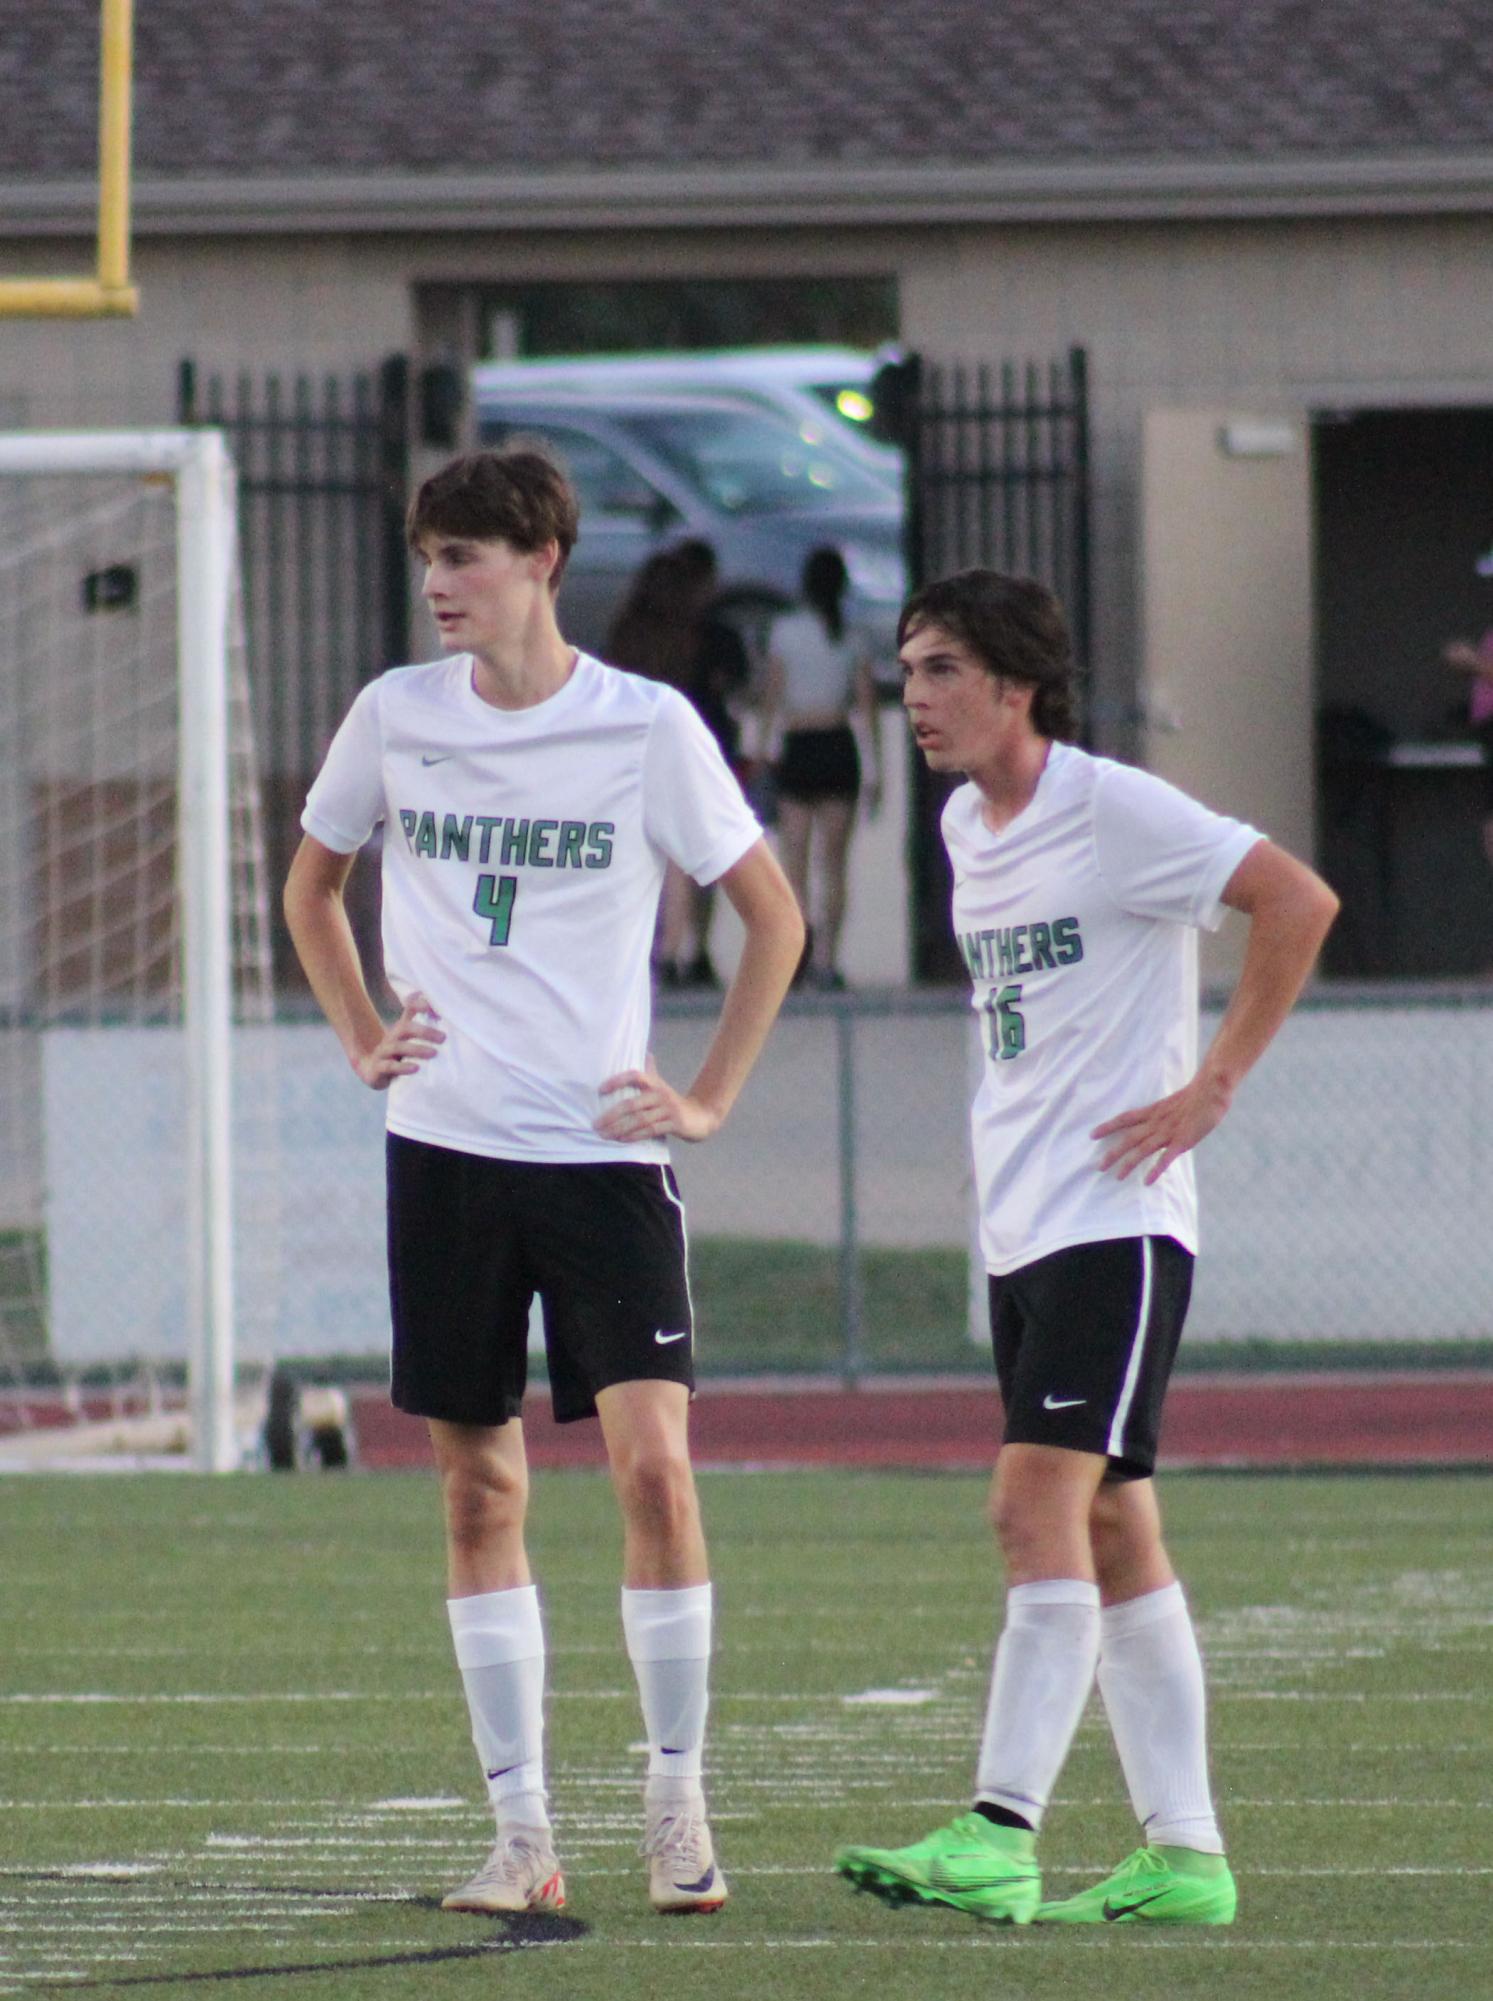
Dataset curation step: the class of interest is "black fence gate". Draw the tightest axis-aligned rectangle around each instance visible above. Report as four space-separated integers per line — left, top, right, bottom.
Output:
177 356 411 989
890 346 1092 980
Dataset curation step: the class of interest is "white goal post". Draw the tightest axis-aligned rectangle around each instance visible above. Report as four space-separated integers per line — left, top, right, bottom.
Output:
0 430 251 1471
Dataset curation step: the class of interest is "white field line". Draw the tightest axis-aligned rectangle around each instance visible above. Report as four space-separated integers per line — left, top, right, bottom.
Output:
0 1688 858 1705
12 1789 1485 1812
416 1937 1492 1953
7 1933 1487 1964
0 1923 290 1938
1222 1690 1486 1702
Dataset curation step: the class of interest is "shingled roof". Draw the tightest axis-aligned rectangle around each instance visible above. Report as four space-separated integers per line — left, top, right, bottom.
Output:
4 0 1493 228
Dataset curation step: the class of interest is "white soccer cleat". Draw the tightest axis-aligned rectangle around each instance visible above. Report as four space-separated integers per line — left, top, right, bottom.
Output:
643 1804 728 1914
441 1831 565 1914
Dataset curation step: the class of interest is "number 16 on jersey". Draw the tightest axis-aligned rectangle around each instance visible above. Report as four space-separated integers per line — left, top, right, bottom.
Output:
981 983 1026 1062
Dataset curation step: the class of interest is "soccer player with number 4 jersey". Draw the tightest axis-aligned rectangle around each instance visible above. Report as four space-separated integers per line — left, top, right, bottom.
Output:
286 448 802 1919
835 570 1338 1927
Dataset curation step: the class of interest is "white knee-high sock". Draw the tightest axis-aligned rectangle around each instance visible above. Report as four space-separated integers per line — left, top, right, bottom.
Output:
621 1584 712 1793
1097 1581 1223 1853
447 1586 550 1834
974 1579 1101 1832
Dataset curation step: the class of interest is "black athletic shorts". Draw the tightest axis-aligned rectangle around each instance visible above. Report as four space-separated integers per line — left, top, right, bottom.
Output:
776 724 860 805
988 1235 1194 1482
386 1133 695 1426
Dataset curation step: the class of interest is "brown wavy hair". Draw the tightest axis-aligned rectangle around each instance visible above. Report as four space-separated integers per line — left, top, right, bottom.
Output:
407 445 580 590
898 569 1078 741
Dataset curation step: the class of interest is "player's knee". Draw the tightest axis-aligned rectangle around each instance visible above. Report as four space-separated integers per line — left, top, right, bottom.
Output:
440 1454 528 1552
988 1484 1044 1568
615 1445 697 1540
1089 1486 1167 1597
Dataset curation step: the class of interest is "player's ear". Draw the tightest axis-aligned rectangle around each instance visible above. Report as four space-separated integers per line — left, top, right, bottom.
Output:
529 538 561 587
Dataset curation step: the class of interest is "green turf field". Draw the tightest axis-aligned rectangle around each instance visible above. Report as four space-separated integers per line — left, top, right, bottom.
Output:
2 1470 1490 1999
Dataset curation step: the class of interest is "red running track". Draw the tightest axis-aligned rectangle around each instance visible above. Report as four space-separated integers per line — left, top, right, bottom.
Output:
351 1373 1493 1472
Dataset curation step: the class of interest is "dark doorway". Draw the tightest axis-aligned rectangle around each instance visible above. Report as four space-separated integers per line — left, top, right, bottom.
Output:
1314 407 1493 977
476 277 897 358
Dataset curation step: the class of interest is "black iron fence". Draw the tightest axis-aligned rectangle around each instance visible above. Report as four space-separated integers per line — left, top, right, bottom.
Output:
891 347 1093 979
177 357 411 985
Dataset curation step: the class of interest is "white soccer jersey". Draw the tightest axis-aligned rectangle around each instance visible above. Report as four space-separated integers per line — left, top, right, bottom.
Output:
942 741 1262 1274
302 651 762 1165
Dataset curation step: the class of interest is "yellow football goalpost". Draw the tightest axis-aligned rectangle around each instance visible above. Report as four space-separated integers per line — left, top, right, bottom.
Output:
0 0 137 317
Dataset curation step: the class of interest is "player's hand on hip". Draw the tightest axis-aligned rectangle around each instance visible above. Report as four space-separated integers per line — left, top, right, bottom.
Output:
352 992 445 1091
596 1058 720 1144
1091 1072 1232 1184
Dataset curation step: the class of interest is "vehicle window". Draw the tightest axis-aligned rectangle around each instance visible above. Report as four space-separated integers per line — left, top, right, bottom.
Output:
615 409 891 516
481 419 672 524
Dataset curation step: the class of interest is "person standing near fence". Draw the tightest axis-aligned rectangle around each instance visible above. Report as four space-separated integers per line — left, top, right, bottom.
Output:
762 546 883 989
1441 549 1493 901
835 568 1337 1927
284 446 803 1919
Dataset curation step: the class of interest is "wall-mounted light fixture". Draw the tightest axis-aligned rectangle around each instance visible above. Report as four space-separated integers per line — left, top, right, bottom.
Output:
1217 420 1298 459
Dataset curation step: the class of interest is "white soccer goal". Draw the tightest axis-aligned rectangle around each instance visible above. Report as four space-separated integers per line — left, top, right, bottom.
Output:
0 430 273 1471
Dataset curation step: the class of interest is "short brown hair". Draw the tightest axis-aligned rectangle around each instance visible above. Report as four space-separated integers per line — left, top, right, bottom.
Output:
898 569 1078 741
406 445 580 588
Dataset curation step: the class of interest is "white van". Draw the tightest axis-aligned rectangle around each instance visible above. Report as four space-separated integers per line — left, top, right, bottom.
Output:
472 346 904 482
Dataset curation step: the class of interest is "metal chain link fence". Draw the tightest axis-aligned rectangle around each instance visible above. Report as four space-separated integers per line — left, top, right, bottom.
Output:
13 984 1493 1389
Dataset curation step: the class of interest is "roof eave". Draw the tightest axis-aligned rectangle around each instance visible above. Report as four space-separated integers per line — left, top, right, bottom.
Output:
4 151 1493 237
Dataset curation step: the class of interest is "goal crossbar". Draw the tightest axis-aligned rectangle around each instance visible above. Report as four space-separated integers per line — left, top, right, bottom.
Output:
0 429 238 1470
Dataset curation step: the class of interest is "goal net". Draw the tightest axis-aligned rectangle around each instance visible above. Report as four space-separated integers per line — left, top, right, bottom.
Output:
0 432 274 1470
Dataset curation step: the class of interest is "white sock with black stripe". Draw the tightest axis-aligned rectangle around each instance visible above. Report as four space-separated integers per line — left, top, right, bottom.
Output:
974 1578 1101 1831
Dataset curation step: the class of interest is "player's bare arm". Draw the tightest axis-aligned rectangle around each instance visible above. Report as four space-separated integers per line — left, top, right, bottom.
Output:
284 833 445 1091
1093 839 1339 1183
596 838 804 1145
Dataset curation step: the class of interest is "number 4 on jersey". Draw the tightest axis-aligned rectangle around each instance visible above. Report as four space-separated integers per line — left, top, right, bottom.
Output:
982 983 1026 1062
473 872 517 946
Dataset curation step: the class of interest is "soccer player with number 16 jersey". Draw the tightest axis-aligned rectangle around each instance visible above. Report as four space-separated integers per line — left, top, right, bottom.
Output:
836 569 1338 1927
286 448 803 1919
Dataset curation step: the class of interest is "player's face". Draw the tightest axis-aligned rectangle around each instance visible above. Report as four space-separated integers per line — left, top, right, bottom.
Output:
900 623 1030 775
418 533 556 658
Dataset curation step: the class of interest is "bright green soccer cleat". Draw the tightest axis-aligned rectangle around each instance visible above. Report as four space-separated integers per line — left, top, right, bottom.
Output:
1035 1846 1237 1925
835 1812 1041 1924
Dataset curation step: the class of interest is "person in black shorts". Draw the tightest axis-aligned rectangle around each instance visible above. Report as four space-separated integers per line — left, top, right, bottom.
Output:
763 547 883 988
285 446 802 1919
835 568 1338 1927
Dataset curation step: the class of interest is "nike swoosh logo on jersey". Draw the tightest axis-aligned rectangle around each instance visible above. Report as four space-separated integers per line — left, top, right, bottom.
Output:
1042 1394 1086 1410
421 752 454 765
1102 1889 1171 1920
655 1330 689 1345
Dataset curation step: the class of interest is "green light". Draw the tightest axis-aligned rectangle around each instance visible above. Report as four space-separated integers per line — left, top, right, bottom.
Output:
836 389 875 424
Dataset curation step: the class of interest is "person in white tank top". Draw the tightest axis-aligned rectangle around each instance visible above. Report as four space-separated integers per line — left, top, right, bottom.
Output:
762 546 884 988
